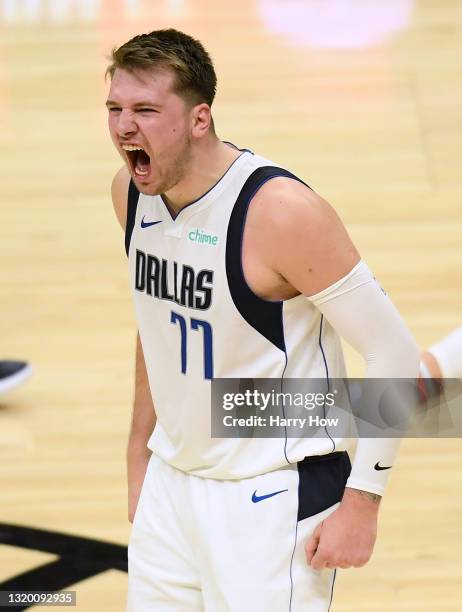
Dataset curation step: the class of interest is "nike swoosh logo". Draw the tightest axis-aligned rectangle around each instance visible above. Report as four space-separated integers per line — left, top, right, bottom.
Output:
141 216 163 228
251 489 288 503
374 462 392 471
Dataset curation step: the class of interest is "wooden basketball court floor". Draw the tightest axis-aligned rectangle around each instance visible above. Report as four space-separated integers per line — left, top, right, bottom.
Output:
0 0 461 610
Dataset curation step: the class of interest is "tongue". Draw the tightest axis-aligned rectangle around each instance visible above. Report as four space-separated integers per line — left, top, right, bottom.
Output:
136 150 151 175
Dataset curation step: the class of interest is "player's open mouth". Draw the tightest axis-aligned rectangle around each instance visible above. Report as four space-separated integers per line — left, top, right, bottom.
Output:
122 144 151 178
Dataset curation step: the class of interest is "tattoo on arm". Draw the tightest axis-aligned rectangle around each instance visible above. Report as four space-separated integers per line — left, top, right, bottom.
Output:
354 489 382 504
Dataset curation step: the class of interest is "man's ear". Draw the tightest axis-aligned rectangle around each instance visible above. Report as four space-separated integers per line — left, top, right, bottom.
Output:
191 103 212 138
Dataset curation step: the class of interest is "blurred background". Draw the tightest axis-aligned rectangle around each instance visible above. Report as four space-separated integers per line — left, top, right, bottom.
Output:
0 1 461 610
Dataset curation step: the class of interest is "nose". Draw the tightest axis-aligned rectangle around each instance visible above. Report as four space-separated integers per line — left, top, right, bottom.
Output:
116 109 137 138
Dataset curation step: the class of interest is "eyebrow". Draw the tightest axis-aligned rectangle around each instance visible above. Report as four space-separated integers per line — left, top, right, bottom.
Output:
105 100 163 108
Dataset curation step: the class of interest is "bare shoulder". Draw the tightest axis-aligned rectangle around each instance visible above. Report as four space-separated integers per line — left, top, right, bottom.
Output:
111 165 131 230
246 176 360 295
249 176 338 231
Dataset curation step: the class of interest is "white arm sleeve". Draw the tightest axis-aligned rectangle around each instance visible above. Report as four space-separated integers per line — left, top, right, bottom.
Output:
307 260 420 496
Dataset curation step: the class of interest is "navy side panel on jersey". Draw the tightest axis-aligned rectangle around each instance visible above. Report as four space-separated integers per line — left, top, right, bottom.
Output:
225 166 309 352
125 179 140 256
297 452 351 521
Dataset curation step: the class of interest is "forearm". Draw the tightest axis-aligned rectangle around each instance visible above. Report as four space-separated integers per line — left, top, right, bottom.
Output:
308 261 420 496
127 332 156 522
345 487 381 506
127 431 152 522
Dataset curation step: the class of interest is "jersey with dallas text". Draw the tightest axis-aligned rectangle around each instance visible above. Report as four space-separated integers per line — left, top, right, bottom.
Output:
125 147 350 479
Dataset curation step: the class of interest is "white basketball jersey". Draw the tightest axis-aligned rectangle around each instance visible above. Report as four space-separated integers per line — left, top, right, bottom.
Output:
126 148 349 479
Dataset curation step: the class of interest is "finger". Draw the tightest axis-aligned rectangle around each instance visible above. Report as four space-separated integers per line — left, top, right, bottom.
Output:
325 563 337 570
305 523 322 565
310 549 327 571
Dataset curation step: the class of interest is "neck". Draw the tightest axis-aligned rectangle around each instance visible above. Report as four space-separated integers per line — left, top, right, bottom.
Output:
162 138 242 214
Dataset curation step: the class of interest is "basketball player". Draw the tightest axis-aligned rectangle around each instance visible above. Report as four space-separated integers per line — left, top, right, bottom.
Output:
106 29 420 611
0 360 32 395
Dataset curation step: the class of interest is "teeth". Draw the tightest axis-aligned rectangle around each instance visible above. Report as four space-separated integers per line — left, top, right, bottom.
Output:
122 144 144 151
135 168 149 176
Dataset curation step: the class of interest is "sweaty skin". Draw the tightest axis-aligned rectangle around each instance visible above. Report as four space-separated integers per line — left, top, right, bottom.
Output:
109 65 379 569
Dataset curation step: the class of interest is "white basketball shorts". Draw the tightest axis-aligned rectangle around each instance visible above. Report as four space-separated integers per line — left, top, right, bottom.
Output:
127 451 351 611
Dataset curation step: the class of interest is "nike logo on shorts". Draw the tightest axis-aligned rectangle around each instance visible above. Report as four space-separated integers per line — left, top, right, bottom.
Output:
251 489 288 503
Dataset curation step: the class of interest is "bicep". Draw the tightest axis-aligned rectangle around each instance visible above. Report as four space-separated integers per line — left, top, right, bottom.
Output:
131 332 157 433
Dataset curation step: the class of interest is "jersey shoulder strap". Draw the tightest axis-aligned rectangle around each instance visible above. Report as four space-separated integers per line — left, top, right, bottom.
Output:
125 179 140 256
225 166 309 352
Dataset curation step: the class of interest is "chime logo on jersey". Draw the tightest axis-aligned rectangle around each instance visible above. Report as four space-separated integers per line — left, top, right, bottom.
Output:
135 250 214 310
188 227 219 246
